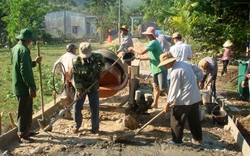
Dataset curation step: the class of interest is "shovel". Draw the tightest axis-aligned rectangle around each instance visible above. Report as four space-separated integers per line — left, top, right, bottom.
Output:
36 41 51 130
44 55 123 131
113 104 173 142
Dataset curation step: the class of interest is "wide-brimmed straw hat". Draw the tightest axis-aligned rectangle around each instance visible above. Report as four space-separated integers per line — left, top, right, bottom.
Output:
157 52 177 67
120 25 128 31
223 40 233 47
79 42 92 58
142 27 157 38
198 59 208 71
16 28 36 41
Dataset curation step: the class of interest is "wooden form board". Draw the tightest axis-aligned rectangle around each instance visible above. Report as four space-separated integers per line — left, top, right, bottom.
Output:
228 115 250 156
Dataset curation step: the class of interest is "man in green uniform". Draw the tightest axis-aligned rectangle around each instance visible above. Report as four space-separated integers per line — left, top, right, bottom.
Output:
72 42 106 134
11 28 42 143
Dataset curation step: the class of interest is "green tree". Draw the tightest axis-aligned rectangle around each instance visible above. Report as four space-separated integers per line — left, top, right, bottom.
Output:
84 0 118 42
0 1 9 43
3 0 50 43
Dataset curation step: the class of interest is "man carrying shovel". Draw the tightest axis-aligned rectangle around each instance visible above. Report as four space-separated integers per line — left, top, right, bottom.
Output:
11 28 42 143
72 42 106 134
158 52 203 145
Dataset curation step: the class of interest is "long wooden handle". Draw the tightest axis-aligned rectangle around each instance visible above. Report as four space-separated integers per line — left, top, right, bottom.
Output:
135 104 174 134
36 41 45 118
135 111 164 134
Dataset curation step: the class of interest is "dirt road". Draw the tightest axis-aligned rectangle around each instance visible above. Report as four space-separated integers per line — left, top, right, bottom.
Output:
1 39 247 156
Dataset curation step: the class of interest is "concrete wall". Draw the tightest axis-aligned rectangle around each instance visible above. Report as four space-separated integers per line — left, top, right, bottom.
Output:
45 11 65 38
45 10 97 39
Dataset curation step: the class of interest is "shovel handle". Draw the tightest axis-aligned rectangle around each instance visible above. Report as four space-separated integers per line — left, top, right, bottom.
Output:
36 41 45 118
135 104 174 135
135 111 164 134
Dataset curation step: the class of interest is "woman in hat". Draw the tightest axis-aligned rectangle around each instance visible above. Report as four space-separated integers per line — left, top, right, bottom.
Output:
218 40 233 76
128 26 168 108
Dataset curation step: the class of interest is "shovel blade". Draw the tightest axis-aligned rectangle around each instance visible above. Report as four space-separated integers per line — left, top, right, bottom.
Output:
113 131 135 143
37 118 52 131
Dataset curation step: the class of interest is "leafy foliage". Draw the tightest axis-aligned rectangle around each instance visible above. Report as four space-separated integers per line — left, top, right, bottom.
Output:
139 0 249 53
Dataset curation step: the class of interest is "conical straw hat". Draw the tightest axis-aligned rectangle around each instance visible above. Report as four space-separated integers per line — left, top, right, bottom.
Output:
223 40 233 47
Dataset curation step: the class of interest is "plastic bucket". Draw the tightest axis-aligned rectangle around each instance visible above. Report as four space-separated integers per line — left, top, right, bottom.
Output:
200 90 211 104
122 52 135 65
212 110 227 125
205 103 219 114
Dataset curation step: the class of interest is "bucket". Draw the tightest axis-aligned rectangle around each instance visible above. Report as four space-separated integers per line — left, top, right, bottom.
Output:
212 110 227 125
200 90 211 104
122 52 135 66
205 103 219 114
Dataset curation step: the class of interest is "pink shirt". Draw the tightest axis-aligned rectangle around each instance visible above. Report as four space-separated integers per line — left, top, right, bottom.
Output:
218 47 231 60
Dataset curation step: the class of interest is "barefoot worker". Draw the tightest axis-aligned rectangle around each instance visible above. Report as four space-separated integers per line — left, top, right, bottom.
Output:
158 52 203 145
128 26 168 108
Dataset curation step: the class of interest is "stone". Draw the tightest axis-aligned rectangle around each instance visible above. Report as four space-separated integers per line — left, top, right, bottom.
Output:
116 115 137 130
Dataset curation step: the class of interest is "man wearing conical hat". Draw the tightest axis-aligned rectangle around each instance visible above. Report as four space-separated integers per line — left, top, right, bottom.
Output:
11 28 42 143
217 40 233 76
158 52 203 145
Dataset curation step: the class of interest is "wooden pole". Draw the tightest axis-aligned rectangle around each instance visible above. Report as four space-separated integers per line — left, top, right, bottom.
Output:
8 112 16 129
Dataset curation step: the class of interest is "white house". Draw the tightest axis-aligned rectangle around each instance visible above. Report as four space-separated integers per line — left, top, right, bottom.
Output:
45 10 97 39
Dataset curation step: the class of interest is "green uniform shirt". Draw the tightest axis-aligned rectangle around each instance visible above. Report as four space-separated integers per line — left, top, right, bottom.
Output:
11 41 37 95
73 53 106 92
145 39 166 74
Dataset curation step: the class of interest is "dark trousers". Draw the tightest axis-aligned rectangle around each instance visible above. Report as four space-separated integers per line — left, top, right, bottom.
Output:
73 91 99 131
16 95 33 138
170 102 202 143
221 60 229 76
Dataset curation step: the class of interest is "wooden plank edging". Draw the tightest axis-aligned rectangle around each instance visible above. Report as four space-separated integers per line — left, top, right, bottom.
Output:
0 97 62 149
228 116 250 156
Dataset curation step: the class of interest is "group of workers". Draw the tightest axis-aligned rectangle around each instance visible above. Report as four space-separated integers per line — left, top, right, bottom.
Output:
11 26 233 145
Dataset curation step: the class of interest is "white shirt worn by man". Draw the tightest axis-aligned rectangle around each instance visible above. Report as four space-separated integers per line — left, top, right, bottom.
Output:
54 52 76 72
54 52 77 86
170 41 192 61
167 61 201 106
